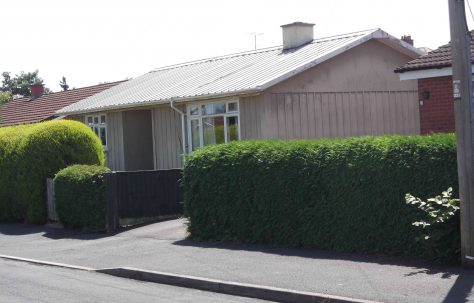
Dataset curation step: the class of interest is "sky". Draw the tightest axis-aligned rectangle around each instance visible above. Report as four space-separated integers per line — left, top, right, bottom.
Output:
1 0 472 92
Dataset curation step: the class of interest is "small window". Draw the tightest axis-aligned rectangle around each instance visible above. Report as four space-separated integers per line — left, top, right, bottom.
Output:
189 105 199 116
202 102 226 115
228 102 238 112
86 114 107 147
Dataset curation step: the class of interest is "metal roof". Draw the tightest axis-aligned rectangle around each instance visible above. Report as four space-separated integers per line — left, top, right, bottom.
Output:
57 29 422 115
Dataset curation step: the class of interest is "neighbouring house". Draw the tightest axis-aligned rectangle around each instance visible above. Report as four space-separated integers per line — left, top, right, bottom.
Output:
56 22 423 171
0 81 125 133
395 34 474 134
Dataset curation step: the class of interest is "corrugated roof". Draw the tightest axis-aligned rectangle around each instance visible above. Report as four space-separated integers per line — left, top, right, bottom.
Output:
0 81 125 126
57 28 422 115
395 31 474 73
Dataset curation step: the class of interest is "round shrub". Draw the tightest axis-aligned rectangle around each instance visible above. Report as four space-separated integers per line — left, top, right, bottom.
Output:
0 120 104 223
183 134 458 261
54 165 110 231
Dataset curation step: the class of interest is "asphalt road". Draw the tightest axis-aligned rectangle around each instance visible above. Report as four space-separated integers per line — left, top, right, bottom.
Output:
0 259 270 303
1 219 473 303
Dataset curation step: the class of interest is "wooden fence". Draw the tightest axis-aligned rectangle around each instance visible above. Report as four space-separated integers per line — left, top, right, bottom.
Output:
106 169 183 232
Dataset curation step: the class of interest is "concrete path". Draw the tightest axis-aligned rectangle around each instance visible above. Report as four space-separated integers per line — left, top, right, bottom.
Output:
0 219 473 303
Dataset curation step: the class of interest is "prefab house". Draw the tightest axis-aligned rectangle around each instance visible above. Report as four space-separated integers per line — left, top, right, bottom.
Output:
56 22 423 171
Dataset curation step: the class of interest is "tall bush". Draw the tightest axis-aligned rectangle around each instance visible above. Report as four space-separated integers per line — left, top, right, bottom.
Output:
0 120 104 223
183 134 458 259
54 165 110 231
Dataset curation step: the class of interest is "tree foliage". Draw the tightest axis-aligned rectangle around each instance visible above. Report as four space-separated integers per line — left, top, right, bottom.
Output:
0 91 11 105
59 76 69 91
1 70 50 98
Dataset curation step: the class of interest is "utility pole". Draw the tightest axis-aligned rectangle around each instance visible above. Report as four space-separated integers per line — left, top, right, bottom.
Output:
448 0 474 268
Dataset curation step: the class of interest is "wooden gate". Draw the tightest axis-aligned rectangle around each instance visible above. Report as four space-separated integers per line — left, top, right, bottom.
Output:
106 169 183 231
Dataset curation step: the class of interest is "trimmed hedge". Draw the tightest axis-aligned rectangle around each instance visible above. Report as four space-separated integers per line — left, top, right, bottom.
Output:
0 120 104 224
183 134 458 259
54 165 110 231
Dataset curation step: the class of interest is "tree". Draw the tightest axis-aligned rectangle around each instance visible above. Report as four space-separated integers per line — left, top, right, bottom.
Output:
0 91 11 105
1 70 50 98
59 76 69 91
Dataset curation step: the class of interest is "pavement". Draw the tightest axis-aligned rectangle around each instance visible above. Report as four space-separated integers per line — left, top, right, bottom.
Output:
0 219 473 303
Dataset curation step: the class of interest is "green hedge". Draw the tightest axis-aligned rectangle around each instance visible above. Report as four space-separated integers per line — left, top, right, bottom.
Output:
0 120 104 223
183 134 458 259
54 165 110 231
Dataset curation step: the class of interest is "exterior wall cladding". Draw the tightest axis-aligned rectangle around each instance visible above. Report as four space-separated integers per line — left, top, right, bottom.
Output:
418 76 455 134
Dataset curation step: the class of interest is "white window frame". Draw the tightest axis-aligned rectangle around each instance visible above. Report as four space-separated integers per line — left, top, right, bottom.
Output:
86 113 107 150
186 99 241 153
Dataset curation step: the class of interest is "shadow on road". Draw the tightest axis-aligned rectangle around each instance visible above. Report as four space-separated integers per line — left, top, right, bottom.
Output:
0 224 111 240
442 272 474 303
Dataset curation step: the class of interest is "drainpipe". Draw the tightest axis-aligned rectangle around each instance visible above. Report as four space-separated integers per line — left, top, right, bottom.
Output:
170 99 187 162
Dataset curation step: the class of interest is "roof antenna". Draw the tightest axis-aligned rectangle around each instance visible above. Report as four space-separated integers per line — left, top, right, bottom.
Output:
249 32 264 50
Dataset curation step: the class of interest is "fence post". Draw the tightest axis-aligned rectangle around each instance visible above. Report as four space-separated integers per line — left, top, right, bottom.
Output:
46 178 58 222
106 172 119 233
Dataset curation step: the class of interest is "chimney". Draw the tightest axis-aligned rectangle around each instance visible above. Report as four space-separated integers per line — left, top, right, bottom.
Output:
30 83 44 100
281 22 315 50
401 35 414 46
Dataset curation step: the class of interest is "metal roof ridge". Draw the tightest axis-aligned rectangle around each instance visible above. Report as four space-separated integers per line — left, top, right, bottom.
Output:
149 28 380 74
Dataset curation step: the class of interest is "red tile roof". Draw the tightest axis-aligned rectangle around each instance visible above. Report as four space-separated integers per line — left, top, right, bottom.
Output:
395 32 474 73
0 81 125 126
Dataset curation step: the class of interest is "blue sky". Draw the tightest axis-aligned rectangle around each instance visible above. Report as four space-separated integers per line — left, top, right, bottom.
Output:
1 0 466 91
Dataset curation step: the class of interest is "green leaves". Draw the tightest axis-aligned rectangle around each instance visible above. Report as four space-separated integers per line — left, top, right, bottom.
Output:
406 188 460 263
0 120 104 223
183 134 458 262
54 165 110 231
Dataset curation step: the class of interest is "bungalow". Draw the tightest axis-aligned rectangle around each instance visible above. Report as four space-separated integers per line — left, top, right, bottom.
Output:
0 81 125 131
56 22 423 171
395 34 474 134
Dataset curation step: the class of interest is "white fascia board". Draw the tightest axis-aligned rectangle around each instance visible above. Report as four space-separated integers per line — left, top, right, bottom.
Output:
54 89 262 116
372 29 425 58
398 66 457 80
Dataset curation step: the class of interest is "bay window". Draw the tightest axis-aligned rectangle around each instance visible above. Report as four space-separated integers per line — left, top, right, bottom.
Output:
187 100 240 152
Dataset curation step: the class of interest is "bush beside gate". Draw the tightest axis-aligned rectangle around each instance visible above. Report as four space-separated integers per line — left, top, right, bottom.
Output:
0 120 104 223
183 134 458 260
54 165 110 231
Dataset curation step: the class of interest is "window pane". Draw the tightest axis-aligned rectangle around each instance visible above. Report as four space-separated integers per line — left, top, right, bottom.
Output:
189 105 199 116
100 115 106 124
226 116 239 141
203 116 225 146
202 102 225 116
99 127 106 146
93 116 99 124
228 102 238 112
93 127 99 136
191 119 201 151
87 116 93 125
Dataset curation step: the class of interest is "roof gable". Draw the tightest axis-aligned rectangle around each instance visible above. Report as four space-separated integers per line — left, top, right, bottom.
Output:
57 29 422 115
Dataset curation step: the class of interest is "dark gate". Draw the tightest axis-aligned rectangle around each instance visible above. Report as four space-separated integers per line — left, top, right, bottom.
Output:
106 169 183 232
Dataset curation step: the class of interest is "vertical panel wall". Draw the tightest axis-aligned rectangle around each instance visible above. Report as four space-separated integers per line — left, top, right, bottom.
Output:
106 111 125 171
151 106 183 169
265 91 420 139
239 95 265 140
